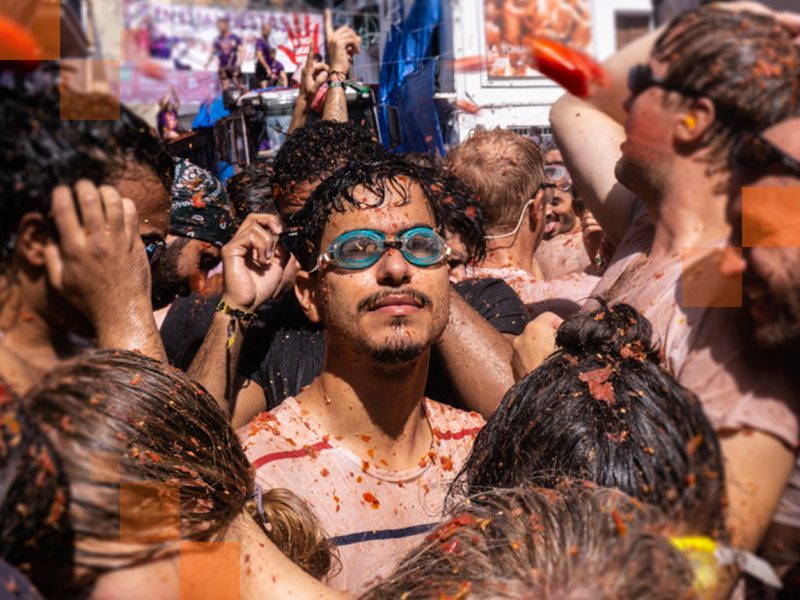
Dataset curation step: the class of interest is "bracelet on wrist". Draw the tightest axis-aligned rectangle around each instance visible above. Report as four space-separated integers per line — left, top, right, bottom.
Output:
328 81 345 89
215 299 257 323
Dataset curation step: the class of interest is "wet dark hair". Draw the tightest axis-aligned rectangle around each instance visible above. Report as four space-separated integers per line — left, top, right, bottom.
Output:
25 350 333 590
404 152 486 264
287 155 445 271
0 381 70 596
456 301 726 537
431 172 486 264
363 482 696 600
653 7 800 164
225 162 278 226
0 80 174 269
272 120 385 209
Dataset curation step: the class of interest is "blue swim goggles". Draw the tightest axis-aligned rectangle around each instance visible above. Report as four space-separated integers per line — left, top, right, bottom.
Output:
311 226 450 272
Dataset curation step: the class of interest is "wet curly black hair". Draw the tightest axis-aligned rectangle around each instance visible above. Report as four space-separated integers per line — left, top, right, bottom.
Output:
271 120 385 210
455 301 726 538
0 81 174 270
225 162 278 225
286 155 445 272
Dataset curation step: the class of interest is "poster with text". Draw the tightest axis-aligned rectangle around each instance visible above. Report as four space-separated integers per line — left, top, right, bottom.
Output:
122 0 323 103
484 0 592 78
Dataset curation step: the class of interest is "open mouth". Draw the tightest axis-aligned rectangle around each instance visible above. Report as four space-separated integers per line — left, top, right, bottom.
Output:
544 221 559 235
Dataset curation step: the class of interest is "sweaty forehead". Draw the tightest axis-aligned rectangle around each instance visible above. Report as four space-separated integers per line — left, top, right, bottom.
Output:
112 163 171 238
321 180 436 244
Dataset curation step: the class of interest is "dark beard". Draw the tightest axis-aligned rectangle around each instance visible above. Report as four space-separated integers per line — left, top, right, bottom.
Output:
150 237 191 310
368 317 427 363
370 341 427 363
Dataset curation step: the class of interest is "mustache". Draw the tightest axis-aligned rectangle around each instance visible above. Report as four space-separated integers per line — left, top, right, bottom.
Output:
357 289 432 312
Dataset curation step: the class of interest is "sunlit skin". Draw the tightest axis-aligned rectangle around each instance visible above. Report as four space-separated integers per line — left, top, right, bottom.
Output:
615 59 678 201
305 182 450 369
293 180 451 470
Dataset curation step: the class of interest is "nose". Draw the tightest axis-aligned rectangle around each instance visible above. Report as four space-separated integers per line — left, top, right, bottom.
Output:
718 246 747 278
375 248 412 286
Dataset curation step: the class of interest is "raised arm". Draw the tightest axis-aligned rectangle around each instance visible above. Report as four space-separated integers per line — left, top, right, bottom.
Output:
321 9 361 123
187 213 286 416
550 27 664 245
435 289 515 418
288 51 329 134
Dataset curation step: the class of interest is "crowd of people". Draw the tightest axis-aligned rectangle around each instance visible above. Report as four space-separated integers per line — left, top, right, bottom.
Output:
2 2 800 598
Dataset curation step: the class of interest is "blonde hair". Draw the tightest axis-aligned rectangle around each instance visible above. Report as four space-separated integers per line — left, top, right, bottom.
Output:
447 129 545 234
246 487 338 580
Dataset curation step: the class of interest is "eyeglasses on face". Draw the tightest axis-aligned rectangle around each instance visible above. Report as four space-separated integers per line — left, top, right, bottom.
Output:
313 226 450 272
732 132 800 179
544 164 573 193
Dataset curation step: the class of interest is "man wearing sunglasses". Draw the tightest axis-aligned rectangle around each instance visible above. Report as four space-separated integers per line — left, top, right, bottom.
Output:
235 156 484 593
544 4 800 558
0 82 173 395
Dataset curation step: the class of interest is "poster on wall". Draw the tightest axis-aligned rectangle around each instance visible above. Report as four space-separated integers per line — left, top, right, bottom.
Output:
122 0 323 103
484 0 592 78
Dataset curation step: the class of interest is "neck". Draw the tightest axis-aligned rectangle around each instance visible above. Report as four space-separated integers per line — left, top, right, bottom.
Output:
298 342 432 470
481 228 536 273
645 161 731 261
0 279 68 375
229 512 348 600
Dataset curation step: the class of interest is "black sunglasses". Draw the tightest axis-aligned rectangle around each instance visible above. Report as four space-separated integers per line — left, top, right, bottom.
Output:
732 133 800 179
627 64 702 100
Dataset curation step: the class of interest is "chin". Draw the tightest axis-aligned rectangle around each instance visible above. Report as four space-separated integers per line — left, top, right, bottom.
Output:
370 343 427 364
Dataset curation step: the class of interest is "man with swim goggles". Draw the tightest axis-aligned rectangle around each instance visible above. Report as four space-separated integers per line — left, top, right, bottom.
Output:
233 156 486 593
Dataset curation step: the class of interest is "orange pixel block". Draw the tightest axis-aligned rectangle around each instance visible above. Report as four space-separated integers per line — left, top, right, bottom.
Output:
60 59 121 120
680 246 742 308
742 186 800 248
0 1 60 61
119 481 181 544
180 541 240 600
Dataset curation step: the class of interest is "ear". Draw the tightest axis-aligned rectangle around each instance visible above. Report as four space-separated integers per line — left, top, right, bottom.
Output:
294 269 322 324
676 97 715 144
16 213 51 268
528 187 547 229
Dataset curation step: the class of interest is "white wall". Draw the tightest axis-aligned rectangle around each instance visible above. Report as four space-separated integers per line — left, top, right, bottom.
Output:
449 0 652 139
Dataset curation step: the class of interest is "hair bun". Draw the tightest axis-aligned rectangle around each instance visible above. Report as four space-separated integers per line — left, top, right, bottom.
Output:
555 301 660 364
